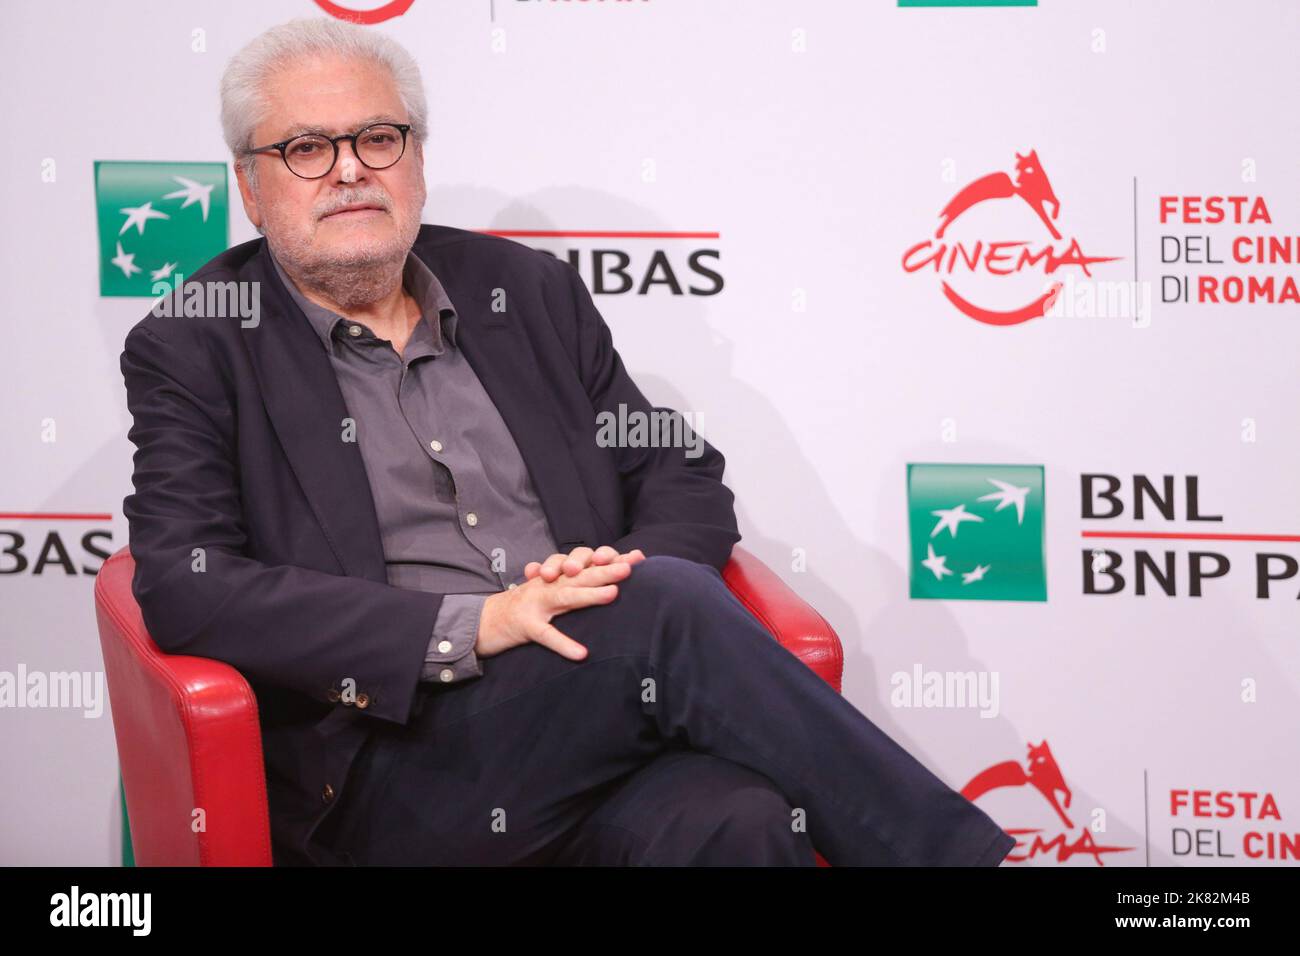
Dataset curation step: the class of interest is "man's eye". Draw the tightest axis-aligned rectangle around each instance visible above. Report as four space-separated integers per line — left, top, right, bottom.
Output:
363 133 395 146
289 142 319 155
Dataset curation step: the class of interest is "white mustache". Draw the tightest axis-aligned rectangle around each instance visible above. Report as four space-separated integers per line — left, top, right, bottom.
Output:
318 195 391 218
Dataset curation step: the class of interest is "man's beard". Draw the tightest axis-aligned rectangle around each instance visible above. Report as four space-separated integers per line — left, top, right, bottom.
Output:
263 186 424 312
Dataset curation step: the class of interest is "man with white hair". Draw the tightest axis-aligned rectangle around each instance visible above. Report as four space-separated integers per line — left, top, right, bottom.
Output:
120 16 1015 867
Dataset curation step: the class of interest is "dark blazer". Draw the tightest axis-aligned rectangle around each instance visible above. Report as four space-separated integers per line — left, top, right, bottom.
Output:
119 223 741 865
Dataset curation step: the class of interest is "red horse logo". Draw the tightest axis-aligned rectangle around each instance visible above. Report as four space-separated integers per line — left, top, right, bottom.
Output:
937 149 1062 241
963 740 1134 865
964 739 1074 827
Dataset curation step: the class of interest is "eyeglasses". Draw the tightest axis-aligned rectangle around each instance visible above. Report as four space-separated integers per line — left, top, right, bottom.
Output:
247 122 412 180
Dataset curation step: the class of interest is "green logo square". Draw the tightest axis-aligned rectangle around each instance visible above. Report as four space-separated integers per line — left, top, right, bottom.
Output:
907 463 1047 601
94 161 229 297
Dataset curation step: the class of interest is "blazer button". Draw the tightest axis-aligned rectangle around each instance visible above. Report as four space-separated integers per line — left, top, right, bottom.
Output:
355 693 370 709
322 784 335 803
439 668 454 682
327 688 341 702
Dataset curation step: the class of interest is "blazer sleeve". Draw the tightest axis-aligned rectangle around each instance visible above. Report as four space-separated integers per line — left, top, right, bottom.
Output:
559 261 741 573
119 322 439 727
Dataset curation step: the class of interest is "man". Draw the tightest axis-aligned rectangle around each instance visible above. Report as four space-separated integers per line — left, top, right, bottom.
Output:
120 17 1015 867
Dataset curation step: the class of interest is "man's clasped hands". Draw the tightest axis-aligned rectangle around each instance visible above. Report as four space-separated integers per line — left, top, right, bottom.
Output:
474 546 647 661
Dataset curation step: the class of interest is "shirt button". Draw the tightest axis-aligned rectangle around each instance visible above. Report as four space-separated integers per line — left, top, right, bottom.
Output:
322 784 335 803
348 324 363 337
429 439 443 453
439 668 455 682
437 640 452 653
507 583 518 590
466 512 478 527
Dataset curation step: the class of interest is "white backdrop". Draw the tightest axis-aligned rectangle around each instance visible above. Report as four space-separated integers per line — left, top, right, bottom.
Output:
1 0 1297 866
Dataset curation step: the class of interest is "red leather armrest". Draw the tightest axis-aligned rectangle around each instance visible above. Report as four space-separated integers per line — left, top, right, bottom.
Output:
94 547 273 866
721 545 844 694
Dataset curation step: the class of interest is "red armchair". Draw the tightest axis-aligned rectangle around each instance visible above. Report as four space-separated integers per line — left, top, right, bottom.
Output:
94 544 844 866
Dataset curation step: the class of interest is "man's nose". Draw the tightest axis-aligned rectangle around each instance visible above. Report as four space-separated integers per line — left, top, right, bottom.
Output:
332 139 366 185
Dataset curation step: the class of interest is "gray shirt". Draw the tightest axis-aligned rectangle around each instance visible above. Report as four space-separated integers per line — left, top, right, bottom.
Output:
268 247 560 685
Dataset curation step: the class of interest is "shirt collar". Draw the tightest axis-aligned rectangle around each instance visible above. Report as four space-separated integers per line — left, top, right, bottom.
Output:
267 244 459 355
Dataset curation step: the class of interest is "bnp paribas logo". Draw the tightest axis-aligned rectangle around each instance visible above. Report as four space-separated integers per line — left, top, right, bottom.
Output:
94 161 228 296
907 463 1047 601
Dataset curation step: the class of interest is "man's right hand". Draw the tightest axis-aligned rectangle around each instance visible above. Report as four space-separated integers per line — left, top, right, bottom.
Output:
474 560 635 660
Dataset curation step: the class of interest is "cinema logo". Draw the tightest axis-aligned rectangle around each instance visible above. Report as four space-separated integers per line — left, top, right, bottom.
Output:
963 740 1134 865
1082 474 1300 600
489 229 723 296
1167 788 1297 863
902 150 1121 326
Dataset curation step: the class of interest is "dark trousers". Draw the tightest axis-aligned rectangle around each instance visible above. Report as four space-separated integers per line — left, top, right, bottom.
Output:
314 555 1016 866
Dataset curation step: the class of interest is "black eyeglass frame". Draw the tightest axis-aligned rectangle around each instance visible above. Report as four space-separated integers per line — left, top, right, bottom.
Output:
246 122 413 180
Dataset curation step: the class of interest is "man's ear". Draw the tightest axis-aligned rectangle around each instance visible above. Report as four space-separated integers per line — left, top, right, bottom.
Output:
233 160 263 232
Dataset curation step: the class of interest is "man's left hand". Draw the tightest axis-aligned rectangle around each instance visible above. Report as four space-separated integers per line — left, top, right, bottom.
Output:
524 545 646 583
